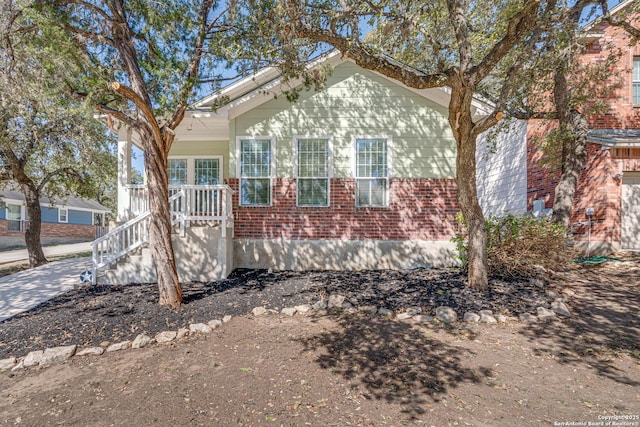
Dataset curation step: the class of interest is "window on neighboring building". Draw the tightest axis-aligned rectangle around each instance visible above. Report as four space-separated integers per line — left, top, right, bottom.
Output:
239 138 273 206
355 137 390 207
634 56 640 105
296 137 331 206
58 208 68 223
168 159 188 185
6 204 22 232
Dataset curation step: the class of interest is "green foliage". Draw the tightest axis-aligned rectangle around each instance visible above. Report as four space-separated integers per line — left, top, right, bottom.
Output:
454 213 570 278
0 0 116 213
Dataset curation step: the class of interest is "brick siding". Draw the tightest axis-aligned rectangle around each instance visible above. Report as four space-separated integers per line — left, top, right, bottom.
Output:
226 178 459 241
0 220 96 239
526 13 640 247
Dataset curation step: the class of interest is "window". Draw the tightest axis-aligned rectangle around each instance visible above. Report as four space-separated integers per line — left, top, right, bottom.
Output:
238 137 274 206
168 159 188 185
634 57 640 105
296 137 331 206
194 158 220 185
355 137 390 207
58 208 68 223
6 204 22 232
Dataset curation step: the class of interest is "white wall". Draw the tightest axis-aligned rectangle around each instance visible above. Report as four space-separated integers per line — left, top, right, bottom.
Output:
476 120 527 216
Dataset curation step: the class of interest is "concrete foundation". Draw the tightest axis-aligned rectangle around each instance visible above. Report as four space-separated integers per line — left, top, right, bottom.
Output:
233 238 458 271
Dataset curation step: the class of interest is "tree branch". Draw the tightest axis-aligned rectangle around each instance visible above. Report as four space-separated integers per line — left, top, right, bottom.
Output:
37 167 83 193
471 0 545 84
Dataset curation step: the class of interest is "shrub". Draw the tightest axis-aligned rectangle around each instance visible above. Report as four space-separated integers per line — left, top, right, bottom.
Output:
453 213 571 278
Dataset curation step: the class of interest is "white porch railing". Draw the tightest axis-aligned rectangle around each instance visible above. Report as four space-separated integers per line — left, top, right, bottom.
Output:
91 185 234 285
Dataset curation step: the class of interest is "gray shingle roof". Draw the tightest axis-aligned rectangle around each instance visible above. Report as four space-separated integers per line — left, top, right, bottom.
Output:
0 190 110 212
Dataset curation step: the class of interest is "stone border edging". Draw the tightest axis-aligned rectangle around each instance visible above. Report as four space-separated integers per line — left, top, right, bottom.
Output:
0 289 573 374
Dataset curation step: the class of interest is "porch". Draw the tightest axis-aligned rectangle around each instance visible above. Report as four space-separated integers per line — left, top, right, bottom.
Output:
91 184 235 285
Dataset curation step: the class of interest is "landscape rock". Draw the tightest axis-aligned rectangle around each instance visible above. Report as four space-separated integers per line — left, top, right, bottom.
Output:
208 319 223 329
40 345 77 367
99 341 111 348
252 306 268 316
222 315 233 323
378 308 394 318
23 350 44 367
341 302 353 309
464 312 480 322
76 347 105 356
294 304 313 314
436 306 458 323
552 301 572 317
11 360 24 372
328 294 346 308
546 289 561 299
281 307 297 316
357 305 378 314
396 312 414 320
0 357 17 370
132 334 155 349
155 331 177 343
176 328 190 339
312 300 327 310
479 310 498 324
537 306 557 321
412 314 433 323
106 341 131 352
189 323 212 334
519 313 538 323
496 314 509 323
405 307 422 316
529 278 545 288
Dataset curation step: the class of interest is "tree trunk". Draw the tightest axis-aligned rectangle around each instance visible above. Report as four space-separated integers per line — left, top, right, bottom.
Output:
142 131 182 309
551 71 588 228
21 182 47 268
456 132 489 291
448 79 489 291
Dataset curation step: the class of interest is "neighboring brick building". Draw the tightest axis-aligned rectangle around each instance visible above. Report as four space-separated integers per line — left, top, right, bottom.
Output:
527 0 640 254
0 190 110 240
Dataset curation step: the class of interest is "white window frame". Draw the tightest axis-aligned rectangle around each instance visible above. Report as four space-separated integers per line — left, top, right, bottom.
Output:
167 156 224 185
293 135 333 207
6 203 23 232
236 136 276 207
58 208 68 223
352 135 392 208
633 56 640 105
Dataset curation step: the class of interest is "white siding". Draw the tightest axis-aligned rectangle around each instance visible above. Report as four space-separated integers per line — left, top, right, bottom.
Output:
476 120 527 216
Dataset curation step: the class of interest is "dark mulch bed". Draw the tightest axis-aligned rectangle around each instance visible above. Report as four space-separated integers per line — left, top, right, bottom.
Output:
0 268 552 359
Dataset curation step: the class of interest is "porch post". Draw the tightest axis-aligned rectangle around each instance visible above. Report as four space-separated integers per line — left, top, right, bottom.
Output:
117 128 132 222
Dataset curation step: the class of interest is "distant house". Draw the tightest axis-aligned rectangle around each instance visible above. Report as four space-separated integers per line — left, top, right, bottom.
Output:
0 190 110 240
93 51 526 285
527 0 640 255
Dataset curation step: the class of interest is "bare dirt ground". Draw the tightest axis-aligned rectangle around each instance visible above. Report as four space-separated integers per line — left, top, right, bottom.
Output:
0 255 639 426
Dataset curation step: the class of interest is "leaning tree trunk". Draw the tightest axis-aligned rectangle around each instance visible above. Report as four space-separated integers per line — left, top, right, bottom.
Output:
141 129 182 308
20 182 47 268
449 81 489 291
551 71 588 228
4 149 47 268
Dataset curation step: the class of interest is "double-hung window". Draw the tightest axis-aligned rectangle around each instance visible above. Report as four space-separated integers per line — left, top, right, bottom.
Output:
295 137 331 206
634 56 640 105
6 204 22 232
355 137 390 207
238 137 274 206
58 208 68 223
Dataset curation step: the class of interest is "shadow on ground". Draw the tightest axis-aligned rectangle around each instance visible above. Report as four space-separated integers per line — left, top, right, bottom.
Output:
519 262 640 386
296 314 492 419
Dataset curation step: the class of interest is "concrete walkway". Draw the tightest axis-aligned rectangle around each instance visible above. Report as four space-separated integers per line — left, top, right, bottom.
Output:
0 242 92 264
0 257 93 322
